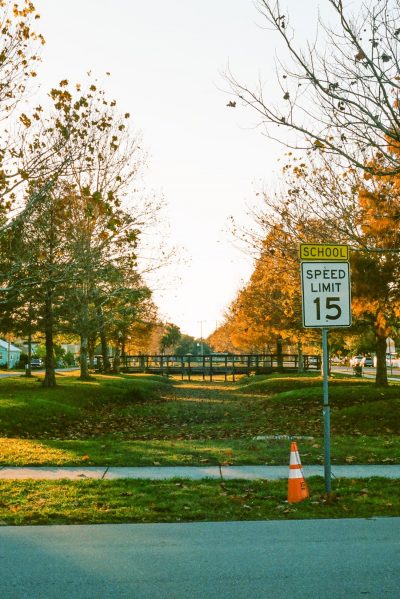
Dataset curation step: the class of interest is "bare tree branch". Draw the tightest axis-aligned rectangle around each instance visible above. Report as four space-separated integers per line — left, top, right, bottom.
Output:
226 0 400 176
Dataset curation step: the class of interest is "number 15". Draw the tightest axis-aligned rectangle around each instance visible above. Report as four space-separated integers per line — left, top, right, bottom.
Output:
313 296 342 320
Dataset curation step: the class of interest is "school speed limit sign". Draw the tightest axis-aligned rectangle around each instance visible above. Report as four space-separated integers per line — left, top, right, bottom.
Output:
301 261 351 328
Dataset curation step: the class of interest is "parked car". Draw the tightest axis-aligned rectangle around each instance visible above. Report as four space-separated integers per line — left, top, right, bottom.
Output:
30 358 43 368
349 355 364 367
386 356 400 367
363 356 374 367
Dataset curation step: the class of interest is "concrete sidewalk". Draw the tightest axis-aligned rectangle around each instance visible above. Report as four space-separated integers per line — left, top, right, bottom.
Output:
1 464 400 480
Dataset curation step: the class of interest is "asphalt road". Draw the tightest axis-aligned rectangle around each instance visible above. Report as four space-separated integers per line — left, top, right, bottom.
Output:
330 365 400 380
0 368 80 378
1 518 399 598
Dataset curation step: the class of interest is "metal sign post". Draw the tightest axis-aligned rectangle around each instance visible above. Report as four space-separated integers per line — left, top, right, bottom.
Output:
322 327 331 493
299 244 351 495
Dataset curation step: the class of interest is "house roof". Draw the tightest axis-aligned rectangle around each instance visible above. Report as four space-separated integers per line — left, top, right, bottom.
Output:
0 339 22 352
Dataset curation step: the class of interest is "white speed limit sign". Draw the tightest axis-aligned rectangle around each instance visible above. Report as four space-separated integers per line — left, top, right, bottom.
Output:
301 261 351 328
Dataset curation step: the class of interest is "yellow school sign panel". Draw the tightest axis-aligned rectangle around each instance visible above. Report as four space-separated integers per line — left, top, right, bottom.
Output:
299 243 349 262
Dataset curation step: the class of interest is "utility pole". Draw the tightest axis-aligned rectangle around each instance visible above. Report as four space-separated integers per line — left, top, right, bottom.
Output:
198 320 206 355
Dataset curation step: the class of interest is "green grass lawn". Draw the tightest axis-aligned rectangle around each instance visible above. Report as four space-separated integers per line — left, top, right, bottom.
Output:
0 373 170 437
0 477 399 525
1 371 400 525
0 371 399 467
1 434 399 466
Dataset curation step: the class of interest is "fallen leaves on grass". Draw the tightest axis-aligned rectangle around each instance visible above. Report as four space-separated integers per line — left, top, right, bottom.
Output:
345 455 356 463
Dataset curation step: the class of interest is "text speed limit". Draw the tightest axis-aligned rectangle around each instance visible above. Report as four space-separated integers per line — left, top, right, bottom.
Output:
301 262 352 328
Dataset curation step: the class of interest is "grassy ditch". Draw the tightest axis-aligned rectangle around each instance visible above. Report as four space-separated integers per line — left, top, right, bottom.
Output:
0 477 399 525
0 371 399 466
0 373 171 437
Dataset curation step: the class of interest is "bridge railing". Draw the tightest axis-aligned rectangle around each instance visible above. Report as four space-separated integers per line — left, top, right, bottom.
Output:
115 353 321 380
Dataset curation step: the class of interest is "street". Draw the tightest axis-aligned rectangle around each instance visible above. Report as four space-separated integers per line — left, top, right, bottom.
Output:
331 365 400 380
0 368 80 379
1 518 399 598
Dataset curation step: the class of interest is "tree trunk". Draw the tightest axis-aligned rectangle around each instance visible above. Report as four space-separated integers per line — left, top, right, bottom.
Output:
113 345 121 374
375 333 388 386
42 292 56 387
88 334 96 369
100 328 111 373
276 336 283 372
25 330 32 377
297 340 304 373
79 286 92 380
97 306 111 373
79 334 90 380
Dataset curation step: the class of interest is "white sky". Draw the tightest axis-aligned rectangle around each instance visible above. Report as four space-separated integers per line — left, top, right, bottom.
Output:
34 0 328 338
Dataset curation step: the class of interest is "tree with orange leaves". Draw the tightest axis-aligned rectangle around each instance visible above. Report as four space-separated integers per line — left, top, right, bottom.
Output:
209 225 318 356
252 146 400 385
350 154 400 385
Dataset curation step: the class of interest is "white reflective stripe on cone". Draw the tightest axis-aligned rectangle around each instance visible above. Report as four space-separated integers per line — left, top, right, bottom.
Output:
289 469 305 479
289 451 301 466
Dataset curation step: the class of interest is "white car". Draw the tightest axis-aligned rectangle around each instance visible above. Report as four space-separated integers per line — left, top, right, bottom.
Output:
349 355 364 367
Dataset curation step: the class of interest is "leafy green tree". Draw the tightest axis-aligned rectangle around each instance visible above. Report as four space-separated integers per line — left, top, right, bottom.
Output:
43 80 160 379
173 335 212 355
160 324 181 354
107 285 152 373
173 335 197 355
120 299 160 354
1 80 125 385
63 351 76 366
0 0 45 367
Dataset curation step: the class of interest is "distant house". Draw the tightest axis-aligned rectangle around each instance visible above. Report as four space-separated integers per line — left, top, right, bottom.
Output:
0 339 22 368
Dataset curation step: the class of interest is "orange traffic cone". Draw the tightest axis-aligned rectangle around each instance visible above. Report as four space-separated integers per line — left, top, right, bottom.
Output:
288 441 309 503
